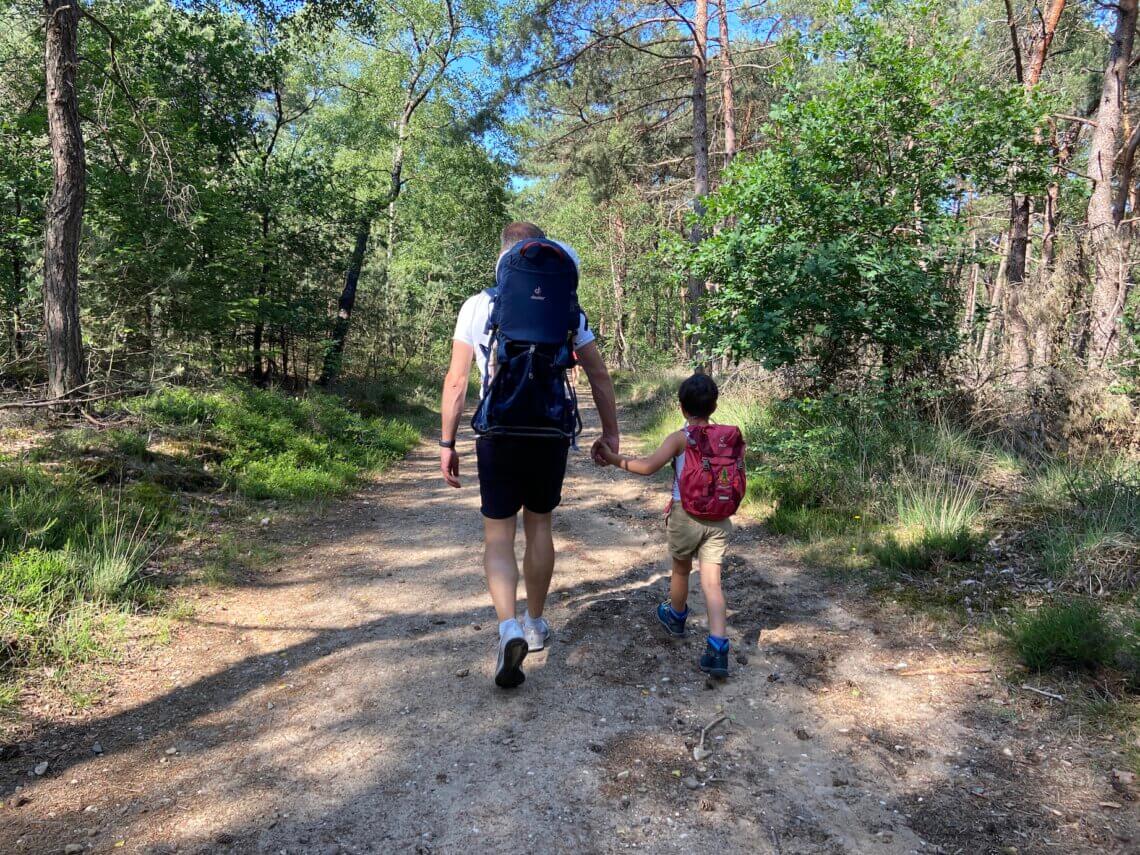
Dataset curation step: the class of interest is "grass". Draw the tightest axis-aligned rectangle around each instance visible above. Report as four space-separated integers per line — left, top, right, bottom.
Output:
1020 460 1140 591
1 379 426 710
1008 600 1120 672
130 384 419 500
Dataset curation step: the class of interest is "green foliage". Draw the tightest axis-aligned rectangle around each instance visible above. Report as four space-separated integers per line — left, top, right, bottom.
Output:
135 385 419 499
0 494 155 679
689 6 1050 386
2 382 421 701
1009 601 1119 672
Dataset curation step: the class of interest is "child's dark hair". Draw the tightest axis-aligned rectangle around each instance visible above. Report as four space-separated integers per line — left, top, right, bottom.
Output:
679 373 718 418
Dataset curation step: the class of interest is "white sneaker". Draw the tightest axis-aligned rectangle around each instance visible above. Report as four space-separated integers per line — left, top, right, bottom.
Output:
523 616 550 652
495 621 528 689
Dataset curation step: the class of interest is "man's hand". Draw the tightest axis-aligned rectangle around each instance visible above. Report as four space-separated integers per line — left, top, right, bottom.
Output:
440 447 461 488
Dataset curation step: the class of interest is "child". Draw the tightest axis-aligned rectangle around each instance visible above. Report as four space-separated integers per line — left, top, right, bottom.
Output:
594 373 743 677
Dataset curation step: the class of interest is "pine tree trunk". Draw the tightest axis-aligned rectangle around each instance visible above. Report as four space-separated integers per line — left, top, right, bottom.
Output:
321 110 409 385
1005 195 1032 383
42 0 86 398
609 211 630 369
717 2 736 165
1085 0 1138 366
996 0 1067 384
686 0 710 362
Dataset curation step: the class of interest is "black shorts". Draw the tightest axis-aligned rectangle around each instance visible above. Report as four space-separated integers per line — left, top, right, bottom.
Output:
475 436 570 519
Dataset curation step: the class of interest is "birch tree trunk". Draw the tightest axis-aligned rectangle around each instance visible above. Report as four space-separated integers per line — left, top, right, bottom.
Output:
43 0 86 398
1086 0 1138 366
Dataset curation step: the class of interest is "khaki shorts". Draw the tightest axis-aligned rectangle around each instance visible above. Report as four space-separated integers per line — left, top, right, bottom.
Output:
666 505 732 565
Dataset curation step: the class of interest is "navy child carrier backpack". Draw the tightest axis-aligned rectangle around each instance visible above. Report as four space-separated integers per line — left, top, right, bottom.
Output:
471 239 584 440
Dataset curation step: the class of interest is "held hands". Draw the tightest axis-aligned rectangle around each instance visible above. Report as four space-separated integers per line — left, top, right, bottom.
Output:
440 447 461 488
591 434 620 466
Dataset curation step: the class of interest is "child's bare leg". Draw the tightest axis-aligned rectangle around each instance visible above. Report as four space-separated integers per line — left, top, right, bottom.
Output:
699 561 727 638
670 557 693 614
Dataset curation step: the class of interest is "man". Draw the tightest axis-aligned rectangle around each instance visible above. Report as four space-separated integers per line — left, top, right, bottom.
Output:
439 221 620 689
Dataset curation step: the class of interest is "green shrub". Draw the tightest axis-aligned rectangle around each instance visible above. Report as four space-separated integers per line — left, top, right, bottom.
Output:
1010 600 1119 672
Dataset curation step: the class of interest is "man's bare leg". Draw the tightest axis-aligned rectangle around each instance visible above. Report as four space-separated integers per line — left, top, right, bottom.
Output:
521 509 555 619
483 515 519 622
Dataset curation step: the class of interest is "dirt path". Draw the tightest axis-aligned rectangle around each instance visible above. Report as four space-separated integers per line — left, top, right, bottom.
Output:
2 404 1136 854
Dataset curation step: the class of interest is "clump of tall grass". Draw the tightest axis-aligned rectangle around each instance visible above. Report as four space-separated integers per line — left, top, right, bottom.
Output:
1021 459 1140 593
0 488 157 686
872 473 982 570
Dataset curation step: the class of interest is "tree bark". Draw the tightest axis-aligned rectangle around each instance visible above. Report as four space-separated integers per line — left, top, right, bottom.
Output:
609 210 630 369
1026 0 1066 87
380 124 407 355
686 0 710 362
6 187 25 358
996 0 1066 385
42 0 86 398
1085 0 1138 366
1004 194 1032 383
318 219 370 386
320 107 410 385
252 209 270 382
717 1 736 165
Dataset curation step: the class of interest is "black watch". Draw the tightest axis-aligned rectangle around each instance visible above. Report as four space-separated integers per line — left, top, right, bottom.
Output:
439 439 456 449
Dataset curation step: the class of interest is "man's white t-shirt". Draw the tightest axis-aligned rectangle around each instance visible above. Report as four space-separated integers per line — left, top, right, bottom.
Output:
452 291 594 389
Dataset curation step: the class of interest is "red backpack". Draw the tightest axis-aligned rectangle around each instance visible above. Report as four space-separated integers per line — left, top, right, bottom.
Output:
675 424 746 521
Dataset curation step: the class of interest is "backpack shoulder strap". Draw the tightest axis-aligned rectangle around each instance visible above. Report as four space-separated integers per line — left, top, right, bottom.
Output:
482 286 499 335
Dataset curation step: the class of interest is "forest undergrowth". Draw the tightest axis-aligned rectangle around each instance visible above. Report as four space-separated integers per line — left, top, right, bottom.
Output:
621 370 1140 769
0 373 440 711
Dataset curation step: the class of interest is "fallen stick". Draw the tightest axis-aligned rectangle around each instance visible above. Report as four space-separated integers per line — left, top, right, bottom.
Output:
700 714 727 741
693 714 727 759
894 666 993 677
1020 684 1064 701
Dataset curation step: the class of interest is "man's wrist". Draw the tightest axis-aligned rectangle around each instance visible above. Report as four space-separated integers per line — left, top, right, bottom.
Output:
439 439 456 449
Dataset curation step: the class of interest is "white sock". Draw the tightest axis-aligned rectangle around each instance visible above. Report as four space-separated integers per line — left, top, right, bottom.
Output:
499 618 521 638
524 611 542 626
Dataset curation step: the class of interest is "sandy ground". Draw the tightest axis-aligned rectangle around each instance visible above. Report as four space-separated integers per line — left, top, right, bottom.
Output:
1 403 1137 854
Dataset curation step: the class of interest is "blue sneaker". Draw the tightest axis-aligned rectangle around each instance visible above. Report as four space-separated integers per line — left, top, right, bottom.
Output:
699 639 729 678
656 602 688 637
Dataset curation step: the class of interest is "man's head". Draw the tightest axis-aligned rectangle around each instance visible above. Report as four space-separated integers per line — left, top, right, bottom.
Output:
679 373 718 419
500 221 545 254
